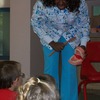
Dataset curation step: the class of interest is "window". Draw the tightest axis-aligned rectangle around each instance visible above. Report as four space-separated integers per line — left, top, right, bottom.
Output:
0 8 10 60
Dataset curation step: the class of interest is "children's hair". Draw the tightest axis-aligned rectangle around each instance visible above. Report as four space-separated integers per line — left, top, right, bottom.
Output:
17 74 60 100
0 60 21 89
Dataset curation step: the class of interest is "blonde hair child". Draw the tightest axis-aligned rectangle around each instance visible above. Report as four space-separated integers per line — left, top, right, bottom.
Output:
17 74 59 100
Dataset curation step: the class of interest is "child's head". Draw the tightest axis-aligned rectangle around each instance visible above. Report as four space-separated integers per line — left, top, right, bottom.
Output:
0 60 23 90
18 74 59 100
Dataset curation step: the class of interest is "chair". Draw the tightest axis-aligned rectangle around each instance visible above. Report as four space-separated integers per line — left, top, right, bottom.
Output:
78 41 100 100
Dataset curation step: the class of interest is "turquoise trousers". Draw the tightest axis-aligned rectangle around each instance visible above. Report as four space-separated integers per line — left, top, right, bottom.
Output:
43 37 78 100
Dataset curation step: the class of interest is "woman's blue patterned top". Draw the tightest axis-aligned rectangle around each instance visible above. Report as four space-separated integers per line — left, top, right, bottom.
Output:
31 0 90 50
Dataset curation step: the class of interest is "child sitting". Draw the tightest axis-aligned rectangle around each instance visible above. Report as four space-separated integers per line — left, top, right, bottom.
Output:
0 60 24 100
17 74 60 100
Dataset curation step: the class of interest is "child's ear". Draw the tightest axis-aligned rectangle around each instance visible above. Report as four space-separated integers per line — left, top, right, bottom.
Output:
13 77 23 86
13 78 19 85
10 78 20 91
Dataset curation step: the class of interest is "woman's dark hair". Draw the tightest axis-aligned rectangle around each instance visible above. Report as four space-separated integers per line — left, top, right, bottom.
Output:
42 0 81 12
0 61 21 89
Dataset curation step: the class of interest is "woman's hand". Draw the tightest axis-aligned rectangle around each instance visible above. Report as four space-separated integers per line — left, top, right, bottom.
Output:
49 41 65 52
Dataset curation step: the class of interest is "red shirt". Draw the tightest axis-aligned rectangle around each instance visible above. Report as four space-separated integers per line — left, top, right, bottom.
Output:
0 89 18 100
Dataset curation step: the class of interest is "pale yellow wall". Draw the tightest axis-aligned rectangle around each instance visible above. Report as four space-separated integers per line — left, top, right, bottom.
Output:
10 0 31 80
10 0 44 81
0 0 10 8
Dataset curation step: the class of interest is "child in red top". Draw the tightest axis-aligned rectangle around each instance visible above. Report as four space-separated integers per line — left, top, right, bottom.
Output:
0 89 17 100
0 61 24 100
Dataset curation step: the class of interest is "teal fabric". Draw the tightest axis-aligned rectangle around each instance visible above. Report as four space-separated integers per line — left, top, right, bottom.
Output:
43 37 78 100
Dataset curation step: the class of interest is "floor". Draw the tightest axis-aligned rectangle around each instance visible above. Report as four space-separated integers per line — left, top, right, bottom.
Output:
79 89 100 100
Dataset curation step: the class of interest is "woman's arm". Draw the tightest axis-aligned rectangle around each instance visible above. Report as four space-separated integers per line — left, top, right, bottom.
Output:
67 0 90 48
31 1 53 44
79 0 90 47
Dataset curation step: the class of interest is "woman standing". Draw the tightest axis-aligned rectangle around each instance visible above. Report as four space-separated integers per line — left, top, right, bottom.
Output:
31 0 90 100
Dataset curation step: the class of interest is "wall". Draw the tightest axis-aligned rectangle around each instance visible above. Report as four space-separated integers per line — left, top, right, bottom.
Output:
30 0 44 76
0 0 10 8
10 0 31 80
10 0 44 81
86 0 100 17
